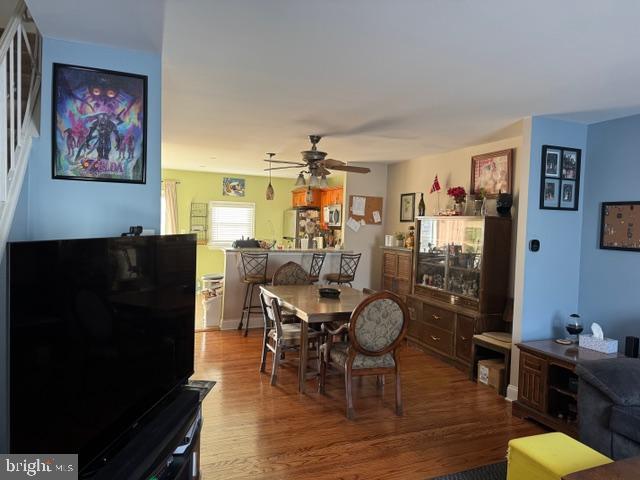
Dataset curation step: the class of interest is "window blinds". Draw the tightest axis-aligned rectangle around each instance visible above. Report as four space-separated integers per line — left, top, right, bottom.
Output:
209 201 255 246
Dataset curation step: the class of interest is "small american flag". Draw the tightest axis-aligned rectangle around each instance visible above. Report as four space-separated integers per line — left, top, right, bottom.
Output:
430 175 441 193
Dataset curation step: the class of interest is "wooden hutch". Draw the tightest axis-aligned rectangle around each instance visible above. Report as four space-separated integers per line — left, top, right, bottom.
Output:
404 215 512 370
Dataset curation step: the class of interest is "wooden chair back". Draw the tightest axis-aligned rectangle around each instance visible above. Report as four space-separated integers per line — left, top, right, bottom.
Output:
348 291 408 357
272 261 311 286
338 253 361 282
259 289 284 338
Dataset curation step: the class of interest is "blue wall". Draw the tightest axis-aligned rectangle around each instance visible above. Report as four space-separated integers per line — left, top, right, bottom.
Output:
579 114 640 342
27 37 161 239
519 117 588 341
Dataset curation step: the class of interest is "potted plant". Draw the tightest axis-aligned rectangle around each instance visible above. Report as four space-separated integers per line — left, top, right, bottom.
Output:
395 232 405 247
447 186 467 215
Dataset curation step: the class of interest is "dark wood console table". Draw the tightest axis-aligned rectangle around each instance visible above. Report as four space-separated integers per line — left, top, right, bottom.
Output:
512 340 622 437
563 455 640 479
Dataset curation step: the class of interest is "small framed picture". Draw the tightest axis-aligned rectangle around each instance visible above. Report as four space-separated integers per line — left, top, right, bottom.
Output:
560 180 576 209
223 177 245 196
543 179 559 208
540 145 581 210
544 148 561 177
400 193 415 222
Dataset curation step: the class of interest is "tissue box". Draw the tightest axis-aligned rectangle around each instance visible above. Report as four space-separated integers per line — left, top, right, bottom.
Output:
579 334 618 354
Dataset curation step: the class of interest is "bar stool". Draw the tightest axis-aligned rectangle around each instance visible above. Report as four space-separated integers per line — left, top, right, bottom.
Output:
237 252 269 337
308 252 326 284
325 252 361 287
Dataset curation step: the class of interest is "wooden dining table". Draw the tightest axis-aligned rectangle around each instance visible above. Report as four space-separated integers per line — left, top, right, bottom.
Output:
260 284 370 393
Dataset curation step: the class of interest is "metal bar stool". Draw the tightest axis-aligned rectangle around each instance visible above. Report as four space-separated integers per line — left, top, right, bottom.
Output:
308 252 326 284
326 252 361 287
237 252 269 337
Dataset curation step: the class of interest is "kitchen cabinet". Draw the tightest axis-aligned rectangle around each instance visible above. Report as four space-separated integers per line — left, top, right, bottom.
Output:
381 247 412 300
292 188 321 208
319 186 344 228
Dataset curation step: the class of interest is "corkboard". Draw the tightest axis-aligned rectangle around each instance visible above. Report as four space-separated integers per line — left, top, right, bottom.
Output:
600 202 640 251
348 195 384 224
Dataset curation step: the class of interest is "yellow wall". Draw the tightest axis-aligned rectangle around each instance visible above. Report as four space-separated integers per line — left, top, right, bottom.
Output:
162 168 343 284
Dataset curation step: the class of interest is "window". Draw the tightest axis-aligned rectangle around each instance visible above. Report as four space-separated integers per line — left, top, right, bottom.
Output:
209 201 255 246
160 189 166 235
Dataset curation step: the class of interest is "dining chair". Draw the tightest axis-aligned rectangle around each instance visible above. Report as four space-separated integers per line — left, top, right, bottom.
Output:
319 291 409 419
237 252 269 337
272 261 311 286
308 252 326 283
326 252 362 287
259 290 322 386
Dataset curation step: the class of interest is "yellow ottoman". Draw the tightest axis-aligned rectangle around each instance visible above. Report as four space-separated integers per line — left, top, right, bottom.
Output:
507 432 612 480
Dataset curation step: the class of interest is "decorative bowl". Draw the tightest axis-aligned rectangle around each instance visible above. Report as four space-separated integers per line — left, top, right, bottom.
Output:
319 287 341 299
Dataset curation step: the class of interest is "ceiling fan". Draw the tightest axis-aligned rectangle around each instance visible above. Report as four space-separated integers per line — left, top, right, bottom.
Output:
263 135 370 188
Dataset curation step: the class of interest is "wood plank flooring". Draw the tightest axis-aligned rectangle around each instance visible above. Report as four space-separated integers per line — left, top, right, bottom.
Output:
193 330 542 480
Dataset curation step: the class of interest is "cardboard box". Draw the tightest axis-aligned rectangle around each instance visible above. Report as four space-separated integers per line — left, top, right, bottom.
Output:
477 359 505 394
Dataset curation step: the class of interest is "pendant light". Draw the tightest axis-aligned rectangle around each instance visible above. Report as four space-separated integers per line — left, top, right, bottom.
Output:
309 173 319 188
295 172 306 187
265 153 275 200
319 173 329 188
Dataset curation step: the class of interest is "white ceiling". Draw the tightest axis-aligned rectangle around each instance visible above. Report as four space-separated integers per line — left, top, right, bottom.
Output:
25 0 165 53
21 0 640 177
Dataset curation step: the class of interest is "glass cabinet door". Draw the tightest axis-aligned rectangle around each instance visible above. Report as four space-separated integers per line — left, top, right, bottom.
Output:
416 217 484 299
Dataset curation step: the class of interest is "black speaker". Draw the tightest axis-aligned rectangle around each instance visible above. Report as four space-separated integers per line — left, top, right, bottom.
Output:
625 336 639 358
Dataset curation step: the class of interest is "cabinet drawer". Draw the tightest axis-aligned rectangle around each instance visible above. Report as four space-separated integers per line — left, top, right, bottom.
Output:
397 253 412 279
422 303 455 331
383 252 398 276
422 324 454 356
455 315 475 362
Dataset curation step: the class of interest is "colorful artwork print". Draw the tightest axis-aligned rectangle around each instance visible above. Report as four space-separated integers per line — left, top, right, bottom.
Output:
223 177 245 196
52 64 147 183
471 149 513 197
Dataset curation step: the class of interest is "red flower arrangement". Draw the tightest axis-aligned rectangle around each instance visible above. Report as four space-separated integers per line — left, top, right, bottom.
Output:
447 186 467 203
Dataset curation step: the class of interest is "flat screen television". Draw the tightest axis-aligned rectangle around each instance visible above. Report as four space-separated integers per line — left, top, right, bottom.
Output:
8 234 196 473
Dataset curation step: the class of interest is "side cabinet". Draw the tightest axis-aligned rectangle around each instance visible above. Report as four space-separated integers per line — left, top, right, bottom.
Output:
381 248 412 299
517 351 548 413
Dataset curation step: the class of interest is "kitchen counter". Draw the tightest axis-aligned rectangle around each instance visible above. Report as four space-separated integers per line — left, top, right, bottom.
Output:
217 248 350 329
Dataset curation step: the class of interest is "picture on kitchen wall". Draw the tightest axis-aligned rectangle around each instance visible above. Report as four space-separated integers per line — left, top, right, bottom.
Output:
600 202 640 251
223 177 245 196
470 149 513 197
52 63 147 183
400 193 415 222
540 145 581 210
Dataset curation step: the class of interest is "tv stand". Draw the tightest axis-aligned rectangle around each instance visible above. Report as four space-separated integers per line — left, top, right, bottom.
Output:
86 381 215 480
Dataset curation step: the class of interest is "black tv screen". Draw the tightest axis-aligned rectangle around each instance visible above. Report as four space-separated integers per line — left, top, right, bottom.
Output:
8 234 196 471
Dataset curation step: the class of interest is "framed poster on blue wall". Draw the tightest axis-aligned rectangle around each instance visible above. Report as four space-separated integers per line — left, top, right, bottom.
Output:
52 63 147 184
540 145 581 210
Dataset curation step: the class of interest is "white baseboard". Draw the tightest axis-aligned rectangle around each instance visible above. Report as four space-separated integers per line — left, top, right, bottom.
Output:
506 384 518 402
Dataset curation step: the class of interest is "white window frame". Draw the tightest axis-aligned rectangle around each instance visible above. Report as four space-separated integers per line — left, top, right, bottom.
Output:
208 201 256 247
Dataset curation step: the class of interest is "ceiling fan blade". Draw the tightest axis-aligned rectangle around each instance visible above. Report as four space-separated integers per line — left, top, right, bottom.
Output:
264 165 303 171
263 159 306 166
317 165 331 176
328 165 371 174
322 158 345 168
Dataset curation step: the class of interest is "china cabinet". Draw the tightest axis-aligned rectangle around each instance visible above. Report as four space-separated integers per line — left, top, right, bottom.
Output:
406 216 512 369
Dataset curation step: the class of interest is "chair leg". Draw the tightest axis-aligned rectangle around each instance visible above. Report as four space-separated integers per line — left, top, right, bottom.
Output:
270 343 280 386
244 283 254 337
318 347 326 394
259 330 269 373
395 365 403 416
345 368 355 420
238 283 249 331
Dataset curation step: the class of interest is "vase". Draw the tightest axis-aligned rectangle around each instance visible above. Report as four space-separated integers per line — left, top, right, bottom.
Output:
474 199 483 215
496 192 513 217
454 202 465 215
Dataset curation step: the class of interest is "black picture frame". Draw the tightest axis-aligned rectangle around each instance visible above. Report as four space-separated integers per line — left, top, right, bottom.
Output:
52 63 148 184
539 145 581 210
600 201 640 252
400 193 415 222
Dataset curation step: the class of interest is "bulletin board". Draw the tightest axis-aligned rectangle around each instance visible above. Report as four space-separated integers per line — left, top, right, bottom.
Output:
348 195 384 225
600 201 640 251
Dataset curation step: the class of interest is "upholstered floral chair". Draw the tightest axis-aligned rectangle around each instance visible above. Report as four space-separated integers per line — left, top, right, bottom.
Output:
272 261 311 286
319 291 408 419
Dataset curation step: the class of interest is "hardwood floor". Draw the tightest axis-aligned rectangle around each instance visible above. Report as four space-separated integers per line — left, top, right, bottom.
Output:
193 330 543 480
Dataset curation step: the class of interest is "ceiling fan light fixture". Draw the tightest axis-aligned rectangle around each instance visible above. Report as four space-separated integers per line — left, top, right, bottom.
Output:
295 172 306 187
319 173 328 188
309 173 319 188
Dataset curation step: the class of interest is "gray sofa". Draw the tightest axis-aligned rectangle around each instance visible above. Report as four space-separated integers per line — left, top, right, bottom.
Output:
576 357 640 460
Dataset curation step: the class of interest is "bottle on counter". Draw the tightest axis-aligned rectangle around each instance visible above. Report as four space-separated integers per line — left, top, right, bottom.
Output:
418 193 426 216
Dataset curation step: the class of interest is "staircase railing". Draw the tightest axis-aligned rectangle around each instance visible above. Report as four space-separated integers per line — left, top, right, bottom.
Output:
0 0 42 257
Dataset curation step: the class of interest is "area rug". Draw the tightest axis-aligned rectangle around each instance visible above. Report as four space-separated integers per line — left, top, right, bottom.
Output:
429 461 506 480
